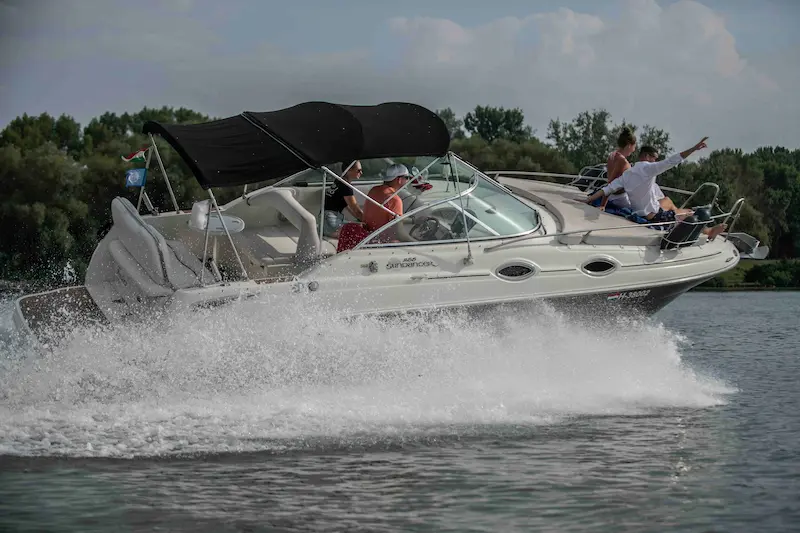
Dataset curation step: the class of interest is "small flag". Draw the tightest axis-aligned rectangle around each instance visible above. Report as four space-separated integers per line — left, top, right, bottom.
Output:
125 168 147 187
606 292 621 301
121 148 148 163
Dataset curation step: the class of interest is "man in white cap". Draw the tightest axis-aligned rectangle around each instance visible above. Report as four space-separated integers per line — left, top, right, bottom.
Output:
362 163 410 239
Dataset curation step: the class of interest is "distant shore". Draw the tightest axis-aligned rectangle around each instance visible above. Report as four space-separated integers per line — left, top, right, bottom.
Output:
691 286 800 292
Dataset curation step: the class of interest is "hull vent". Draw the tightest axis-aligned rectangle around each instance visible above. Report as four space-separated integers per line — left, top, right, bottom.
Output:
496 262 537 281
581 259 617 276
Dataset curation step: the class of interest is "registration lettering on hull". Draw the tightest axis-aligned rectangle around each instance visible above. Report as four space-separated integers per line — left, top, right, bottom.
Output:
607 289 651 301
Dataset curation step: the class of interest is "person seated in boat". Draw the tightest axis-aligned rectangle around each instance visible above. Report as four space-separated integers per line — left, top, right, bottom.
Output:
598 127 637 211
362 163 410 242
597 127 676 214
322 159 364 238
584 138 727 240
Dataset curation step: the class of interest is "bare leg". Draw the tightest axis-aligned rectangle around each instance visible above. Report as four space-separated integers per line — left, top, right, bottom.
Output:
659 197 678 211
702 224 727 241
659 197 692 217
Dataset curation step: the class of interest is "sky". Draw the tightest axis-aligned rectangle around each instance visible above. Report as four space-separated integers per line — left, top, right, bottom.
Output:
1 0 799 153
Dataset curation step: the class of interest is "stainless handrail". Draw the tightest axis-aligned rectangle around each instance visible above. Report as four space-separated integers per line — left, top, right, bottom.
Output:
678 182 720 209
723 197 746 238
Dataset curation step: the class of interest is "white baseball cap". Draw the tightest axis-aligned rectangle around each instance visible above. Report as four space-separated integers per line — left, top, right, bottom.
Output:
384 163 410 182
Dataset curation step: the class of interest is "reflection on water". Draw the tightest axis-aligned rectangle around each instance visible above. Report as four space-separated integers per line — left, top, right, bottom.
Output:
1 292 799 532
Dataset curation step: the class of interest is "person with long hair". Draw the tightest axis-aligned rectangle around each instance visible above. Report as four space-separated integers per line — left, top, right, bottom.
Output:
600 127 637 210
585 137 727 240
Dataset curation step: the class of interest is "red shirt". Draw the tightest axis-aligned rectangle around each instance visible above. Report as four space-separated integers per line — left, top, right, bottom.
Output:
362 184 403 232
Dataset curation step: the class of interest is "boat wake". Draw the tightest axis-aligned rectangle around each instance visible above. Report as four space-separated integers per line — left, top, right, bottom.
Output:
0 296 735 458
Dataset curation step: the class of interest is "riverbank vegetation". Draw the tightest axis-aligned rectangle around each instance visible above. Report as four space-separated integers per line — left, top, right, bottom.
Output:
1 105 798 290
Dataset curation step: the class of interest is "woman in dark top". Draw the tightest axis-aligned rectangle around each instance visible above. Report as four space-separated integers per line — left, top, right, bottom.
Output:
322 160 364 237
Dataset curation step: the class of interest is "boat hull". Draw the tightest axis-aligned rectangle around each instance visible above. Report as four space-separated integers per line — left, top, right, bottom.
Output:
10 272 712 346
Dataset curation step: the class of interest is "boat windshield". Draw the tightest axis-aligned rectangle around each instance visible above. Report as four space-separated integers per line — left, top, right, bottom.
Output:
359 154 541 246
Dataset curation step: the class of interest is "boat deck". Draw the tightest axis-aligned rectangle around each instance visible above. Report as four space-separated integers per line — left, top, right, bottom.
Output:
17 285 108 337
500 177 667 246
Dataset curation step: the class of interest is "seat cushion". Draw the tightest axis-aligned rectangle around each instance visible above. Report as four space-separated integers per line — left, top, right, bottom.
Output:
164 240 215 288
108 240 173 297
255 226 300 264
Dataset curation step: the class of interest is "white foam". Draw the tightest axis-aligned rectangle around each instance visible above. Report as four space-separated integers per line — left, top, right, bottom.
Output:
0 296 736 458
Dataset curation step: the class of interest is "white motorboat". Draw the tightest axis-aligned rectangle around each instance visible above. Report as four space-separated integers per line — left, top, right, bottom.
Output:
11 102 764 343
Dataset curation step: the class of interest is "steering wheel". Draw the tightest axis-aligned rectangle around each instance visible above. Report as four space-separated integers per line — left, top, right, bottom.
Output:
410 216 443 241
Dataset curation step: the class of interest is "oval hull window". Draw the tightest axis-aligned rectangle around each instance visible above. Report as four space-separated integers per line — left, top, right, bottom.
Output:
581 258 617 276
496 262 538 281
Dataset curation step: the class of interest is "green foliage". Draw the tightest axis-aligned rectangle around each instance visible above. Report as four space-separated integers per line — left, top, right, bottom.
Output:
451 136 574 175
436 108 466 139
0 107 219 285
546 109 672 170
0 143 90 283
1 103 798 288
743 260 800 287
1 113 84 157
463 105 533 143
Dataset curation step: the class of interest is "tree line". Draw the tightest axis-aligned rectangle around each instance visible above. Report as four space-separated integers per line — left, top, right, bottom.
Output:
0 104 797 288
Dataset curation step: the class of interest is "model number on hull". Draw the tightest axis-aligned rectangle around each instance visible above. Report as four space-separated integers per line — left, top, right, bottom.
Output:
607 289 651 301
386 257 437 270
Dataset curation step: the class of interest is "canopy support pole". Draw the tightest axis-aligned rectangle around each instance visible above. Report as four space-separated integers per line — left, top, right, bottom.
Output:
381 157 441 206
318 167 327 246
136 145 155 213
448 152 473 265
200 206 213 285
319 166 397 218
207 189 249 280
149 133 181 213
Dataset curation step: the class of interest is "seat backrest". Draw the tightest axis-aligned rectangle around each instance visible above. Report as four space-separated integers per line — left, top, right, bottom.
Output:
112 197 207 289
256 188 320 263
111 197 167 284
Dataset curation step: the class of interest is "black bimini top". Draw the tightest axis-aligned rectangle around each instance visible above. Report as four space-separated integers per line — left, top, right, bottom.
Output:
142 101 451 189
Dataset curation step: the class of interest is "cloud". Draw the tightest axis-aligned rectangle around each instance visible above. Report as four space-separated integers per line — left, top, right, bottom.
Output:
162 0 798 152
1 0 797 153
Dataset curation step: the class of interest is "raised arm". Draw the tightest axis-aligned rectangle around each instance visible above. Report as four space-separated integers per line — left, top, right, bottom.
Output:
642 137 709 179
585 180 625 205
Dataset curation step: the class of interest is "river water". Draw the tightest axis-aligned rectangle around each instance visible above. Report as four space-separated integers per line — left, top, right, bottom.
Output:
0 291 798 532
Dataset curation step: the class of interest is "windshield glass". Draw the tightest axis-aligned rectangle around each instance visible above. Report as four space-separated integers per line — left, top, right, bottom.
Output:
360 154 541 246
450 157 540 237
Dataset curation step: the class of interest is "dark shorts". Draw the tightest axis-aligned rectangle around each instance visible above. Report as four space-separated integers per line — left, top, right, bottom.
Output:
649 208 676 223
647 208 676 231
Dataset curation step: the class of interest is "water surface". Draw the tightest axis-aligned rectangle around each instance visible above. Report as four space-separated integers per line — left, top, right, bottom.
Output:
1 291 798 532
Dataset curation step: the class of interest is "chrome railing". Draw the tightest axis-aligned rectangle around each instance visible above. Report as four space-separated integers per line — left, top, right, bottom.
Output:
484 169 747 252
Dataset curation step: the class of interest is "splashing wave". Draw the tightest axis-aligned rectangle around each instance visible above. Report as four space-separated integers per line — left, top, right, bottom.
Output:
0 295 734 458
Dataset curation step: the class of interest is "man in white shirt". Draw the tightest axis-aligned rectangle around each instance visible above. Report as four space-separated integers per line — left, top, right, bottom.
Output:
584 137 727 240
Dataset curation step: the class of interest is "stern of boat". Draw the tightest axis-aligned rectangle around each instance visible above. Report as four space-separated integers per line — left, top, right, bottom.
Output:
11 285 110 344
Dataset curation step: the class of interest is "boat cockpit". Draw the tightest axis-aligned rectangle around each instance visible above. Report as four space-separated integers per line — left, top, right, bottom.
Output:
133 152 548 283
